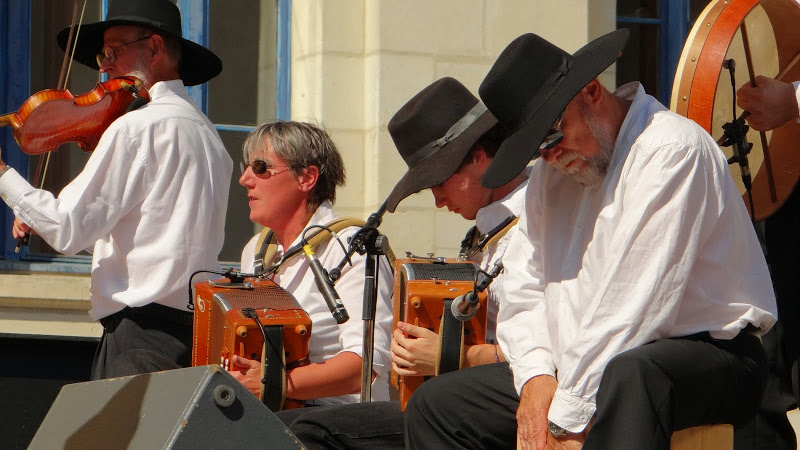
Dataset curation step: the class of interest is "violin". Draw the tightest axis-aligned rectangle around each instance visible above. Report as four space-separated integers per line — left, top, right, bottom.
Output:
0 76 150 155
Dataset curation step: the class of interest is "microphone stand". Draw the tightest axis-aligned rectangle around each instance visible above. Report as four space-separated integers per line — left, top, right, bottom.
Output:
330 201 390 402
718 59 755 220
717 59 767 250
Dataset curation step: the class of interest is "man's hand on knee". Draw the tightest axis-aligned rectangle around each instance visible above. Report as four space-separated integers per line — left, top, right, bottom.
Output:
517 374 558 450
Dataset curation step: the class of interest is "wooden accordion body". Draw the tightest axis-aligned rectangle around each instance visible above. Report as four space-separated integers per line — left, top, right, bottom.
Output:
192 277 312 410
391 257 488 410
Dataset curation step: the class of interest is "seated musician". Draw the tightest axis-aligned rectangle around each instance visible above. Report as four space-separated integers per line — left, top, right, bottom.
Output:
232 121 394 412
0 0 231 380
405 30 777 449
734 76 800 449
269 77 529 449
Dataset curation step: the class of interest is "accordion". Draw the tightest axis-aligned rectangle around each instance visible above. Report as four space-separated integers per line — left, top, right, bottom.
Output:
390 257 488 410
192 276 312 411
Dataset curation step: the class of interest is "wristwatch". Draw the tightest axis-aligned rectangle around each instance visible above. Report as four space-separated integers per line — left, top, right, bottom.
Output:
548 420 567 437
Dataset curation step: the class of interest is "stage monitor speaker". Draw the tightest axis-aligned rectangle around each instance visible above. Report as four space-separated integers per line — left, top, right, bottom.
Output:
28 365 306 449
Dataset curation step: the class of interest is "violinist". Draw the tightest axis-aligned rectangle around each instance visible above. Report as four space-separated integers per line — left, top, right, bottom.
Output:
734 76 800 450
0 0 232 380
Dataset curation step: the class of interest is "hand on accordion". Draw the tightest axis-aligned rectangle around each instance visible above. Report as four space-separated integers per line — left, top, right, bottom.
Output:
390 321 439 377
229 355 264 397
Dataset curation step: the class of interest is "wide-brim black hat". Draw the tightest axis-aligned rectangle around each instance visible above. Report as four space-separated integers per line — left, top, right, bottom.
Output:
56 0 222 86
385 77 499 213
478 29 629 188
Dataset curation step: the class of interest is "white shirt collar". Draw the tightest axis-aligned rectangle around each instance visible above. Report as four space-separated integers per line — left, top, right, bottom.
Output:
475 166 532 235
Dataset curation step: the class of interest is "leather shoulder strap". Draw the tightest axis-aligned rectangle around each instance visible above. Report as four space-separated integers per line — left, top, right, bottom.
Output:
483 216 519 251
254 228 277 275
256 217 370 274
459 215 519 259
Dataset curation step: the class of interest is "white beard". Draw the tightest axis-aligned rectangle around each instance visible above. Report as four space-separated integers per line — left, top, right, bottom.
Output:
552 112 615 187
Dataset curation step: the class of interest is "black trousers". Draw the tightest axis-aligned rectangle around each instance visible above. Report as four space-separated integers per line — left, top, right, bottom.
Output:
274 402 405 450
734 323 797 449
91 303 194 380
406 331 767 450
734 186 800 450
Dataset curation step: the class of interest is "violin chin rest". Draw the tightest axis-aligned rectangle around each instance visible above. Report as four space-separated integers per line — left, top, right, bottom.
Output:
126 97 149 113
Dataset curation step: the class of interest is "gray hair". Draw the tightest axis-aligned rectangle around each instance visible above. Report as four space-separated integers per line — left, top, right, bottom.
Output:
242 121 346 210
138 26 182 69
159 32 182 68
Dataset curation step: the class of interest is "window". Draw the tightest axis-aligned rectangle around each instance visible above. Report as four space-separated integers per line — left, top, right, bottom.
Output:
616 0 709 106
0 0 290 268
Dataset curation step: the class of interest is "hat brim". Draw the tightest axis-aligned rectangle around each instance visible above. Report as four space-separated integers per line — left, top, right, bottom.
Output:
385 109 498 212
482 29 629 189
57 21 222 86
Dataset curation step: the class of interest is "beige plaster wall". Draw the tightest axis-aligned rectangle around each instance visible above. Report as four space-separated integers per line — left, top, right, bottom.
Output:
0 0 619 337
291 0 618 257
0 272 99 337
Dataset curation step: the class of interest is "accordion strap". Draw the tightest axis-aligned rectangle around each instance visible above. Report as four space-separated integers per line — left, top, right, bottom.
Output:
436 298 465 375
259 325 286 412
253 217 367 275
459 215 519 259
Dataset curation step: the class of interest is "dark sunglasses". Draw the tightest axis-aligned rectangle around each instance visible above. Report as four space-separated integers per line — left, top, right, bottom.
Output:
539 111 565 150
240 159 291 177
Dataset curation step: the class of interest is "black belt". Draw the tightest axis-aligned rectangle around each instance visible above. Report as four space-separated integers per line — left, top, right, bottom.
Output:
100 303 194 328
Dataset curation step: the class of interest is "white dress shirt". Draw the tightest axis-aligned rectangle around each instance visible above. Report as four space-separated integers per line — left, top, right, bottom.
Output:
470 166 530 342
496 82 777 433
0 80 232 320
241 201 394 405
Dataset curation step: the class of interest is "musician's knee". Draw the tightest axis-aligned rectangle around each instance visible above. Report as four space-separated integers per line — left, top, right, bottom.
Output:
597 348 669 405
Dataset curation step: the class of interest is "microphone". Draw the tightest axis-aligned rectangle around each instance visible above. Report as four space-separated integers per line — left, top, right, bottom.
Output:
302 242 349 324
451 291 480 321
450 258 505 322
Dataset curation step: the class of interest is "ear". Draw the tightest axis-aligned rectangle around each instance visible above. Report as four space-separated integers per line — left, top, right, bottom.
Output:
471 147 492 169
580 78 604 107
295 165 320 193
146 34 165 62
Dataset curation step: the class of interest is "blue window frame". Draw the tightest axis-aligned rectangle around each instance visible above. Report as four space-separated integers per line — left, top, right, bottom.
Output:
615 0 711 106
0 0 291 270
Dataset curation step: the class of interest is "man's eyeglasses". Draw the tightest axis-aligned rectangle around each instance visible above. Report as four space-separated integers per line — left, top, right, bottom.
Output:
96 35 153 66
539 111 565 151
240 160 291 177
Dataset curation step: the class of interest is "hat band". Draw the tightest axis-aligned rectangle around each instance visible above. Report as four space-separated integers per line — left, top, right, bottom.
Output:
513 55 573 131
406 102 488 167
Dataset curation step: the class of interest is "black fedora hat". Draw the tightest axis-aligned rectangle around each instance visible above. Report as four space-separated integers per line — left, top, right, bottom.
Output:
56 0 222 86
385 77 499 213
478 29 629 188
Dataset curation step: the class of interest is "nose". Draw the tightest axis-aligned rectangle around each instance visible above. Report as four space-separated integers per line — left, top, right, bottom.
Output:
431 187 446 209
98 58 112 73
239 167 253 187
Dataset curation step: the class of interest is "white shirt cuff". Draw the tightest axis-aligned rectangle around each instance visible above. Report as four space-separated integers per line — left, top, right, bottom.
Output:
0 168 33 207
548 388 596 433
510 349 556 394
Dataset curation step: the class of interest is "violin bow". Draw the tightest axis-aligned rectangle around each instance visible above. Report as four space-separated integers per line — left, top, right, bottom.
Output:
16 0 87 252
